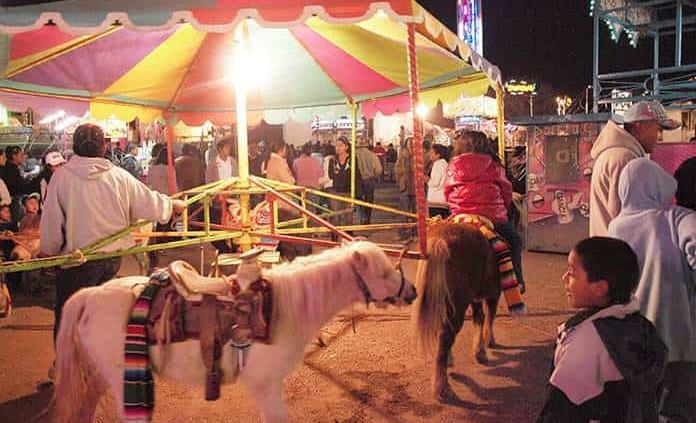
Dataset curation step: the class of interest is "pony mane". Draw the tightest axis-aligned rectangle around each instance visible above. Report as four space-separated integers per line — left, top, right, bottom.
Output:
265 241 387 339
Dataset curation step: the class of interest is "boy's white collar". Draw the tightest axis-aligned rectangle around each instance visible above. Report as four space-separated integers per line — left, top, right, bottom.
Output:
560 296 640 334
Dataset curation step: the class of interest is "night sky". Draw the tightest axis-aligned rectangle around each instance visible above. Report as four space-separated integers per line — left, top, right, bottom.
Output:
421 0 695 98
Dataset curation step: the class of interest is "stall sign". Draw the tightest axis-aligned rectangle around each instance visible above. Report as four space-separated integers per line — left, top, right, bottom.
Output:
505 80 537 96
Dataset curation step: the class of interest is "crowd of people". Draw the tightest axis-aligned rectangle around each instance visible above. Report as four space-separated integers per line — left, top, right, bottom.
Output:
1 106 694 422
536 101 696 422
0 145 67 294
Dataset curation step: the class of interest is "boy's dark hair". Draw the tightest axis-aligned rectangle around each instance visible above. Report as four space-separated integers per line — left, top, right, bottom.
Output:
675 157 696 211
217 137 232 152
336 136 351 155
574 237 640 304
5 145 22 160
301 143 312 156
431 144 450 162
73 124 105 157
269 138 286 154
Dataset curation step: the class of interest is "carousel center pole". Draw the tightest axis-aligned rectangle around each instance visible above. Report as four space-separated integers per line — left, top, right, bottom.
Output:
235 21 252 252
350 101 358 200
406 23 428 255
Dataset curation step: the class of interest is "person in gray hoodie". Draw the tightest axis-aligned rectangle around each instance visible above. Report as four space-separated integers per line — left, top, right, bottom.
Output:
589 101 680 236
609 158 696 422
40 124 186 345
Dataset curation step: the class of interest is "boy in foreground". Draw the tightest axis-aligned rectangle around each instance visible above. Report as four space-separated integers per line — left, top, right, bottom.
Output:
536 237 666 423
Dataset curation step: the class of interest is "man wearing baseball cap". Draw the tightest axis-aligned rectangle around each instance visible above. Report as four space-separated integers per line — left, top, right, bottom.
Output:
40 123 186 355
590 101 680 236
32 151 66 206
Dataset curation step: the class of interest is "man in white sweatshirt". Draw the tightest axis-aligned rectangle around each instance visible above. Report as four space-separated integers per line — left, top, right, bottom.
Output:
40 123 185 342
589 101 680 236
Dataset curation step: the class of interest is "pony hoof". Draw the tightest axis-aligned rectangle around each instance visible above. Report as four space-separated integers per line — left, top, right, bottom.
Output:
436 385 459 404
474 350 489 364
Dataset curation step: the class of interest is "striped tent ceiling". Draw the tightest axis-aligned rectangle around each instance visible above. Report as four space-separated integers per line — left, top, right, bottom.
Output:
0 1 502 125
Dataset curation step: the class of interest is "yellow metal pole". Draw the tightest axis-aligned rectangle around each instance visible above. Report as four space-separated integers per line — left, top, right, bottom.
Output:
301 190 309 229
182 194 189 233
235 20 252 251
305 188 418 219
496 85 506 164
350 101 358 200
203 196 211 237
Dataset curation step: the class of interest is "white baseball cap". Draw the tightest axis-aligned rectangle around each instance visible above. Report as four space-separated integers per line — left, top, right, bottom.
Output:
45 151 66 166
623 101 681 130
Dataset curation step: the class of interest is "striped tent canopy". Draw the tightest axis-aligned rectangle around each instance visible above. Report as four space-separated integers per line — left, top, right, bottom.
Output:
0 0 502 125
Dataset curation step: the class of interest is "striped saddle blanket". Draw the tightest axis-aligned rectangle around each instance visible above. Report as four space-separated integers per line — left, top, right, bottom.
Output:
123 268 273 422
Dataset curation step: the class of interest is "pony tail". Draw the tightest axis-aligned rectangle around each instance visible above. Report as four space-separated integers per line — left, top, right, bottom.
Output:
414 237 453 354
52 288 97 423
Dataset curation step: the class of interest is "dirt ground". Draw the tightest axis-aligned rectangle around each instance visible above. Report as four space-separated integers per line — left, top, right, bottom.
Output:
0 248 572 423
0 185 575 423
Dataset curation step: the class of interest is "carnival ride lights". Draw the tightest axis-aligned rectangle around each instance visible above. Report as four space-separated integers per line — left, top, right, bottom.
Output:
416 103 430 119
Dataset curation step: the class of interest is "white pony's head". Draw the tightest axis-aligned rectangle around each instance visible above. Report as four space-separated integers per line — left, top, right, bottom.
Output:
348 241 417 306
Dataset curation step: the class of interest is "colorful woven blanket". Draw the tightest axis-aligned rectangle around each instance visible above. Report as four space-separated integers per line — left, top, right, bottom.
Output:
451 214 527 315
123 270 169 422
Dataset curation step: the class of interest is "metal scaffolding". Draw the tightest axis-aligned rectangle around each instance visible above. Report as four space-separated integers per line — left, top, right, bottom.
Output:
592 0 696 111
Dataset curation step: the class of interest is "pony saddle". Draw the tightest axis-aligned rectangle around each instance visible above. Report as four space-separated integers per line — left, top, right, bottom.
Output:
146 261 273 401
168 260 230 299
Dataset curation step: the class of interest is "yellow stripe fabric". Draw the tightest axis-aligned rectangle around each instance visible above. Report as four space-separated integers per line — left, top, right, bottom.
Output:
306 18 461 87
90 101 163 123
103 24 205 102
419 74 491 107
355 13 457 61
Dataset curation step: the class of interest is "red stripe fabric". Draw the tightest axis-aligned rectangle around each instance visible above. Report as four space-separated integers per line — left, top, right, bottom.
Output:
191 0 412 25
9 26 77 60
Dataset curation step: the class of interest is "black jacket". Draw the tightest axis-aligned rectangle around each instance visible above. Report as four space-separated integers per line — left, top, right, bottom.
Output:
0 162 32 198
536 308 666 423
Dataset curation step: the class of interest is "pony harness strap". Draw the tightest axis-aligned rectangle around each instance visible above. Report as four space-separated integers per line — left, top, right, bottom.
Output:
123 265 273 421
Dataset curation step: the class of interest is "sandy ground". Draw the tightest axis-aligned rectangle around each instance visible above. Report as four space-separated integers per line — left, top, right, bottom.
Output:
0 185 575 423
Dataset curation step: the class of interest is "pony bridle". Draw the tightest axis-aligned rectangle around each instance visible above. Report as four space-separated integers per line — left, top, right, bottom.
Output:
351 248 408 306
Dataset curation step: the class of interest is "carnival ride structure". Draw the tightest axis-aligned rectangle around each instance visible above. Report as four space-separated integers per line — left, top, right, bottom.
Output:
0 0 505 273
591 0 696 111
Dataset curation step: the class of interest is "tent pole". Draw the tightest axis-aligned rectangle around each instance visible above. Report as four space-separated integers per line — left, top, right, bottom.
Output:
407 23 428 255
495 86 506 164
235 21 252 252
350 101 358 200
165 112 177 195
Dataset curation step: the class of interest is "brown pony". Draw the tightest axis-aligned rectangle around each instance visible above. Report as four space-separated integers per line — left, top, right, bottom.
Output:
414 221 501 403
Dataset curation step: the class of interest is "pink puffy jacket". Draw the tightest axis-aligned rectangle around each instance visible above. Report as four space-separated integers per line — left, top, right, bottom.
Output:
444 153 512 224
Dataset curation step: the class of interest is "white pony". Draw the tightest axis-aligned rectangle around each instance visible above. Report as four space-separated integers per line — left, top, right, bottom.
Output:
53 241 416 423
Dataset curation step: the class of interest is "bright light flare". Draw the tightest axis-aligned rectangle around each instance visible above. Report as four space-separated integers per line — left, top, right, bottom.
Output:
416 103 429 119
55 116 79 131
226 46 269 90
39 110 66 125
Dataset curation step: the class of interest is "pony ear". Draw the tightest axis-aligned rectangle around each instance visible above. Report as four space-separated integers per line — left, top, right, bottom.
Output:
352 250 369 268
